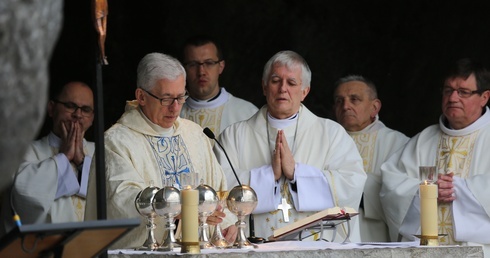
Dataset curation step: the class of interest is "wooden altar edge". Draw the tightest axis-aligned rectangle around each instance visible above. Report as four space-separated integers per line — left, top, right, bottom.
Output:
0 218 140 258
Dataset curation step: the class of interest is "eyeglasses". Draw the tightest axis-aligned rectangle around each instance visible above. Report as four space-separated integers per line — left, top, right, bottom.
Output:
184 60 222 69
53 100 94 117
441 87 486 98
142 89 189 106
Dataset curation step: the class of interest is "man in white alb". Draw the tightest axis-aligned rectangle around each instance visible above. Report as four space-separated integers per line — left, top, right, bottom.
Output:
380 58 490 255
333 75 409 242
0 82 95 235
215 50 366 242
180 35 258 136
85 53 236 248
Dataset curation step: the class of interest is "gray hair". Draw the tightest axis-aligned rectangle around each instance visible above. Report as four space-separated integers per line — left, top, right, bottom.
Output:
137 52 186 91
262 50 311 89
334 75 378 99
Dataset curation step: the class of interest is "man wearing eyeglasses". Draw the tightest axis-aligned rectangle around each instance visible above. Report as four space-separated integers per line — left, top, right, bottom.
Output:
380 58 490 255
85 52 237 248
180 35 258 136
0 81 95 235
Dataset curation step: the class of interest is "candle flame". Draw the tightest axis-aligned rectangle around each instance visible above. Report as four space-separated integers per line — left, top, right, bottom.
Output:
424 180 428 185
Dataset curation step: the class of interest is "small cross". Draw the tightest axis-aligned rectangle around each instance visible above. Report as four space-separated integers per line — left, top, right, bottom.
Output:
277 198 292 222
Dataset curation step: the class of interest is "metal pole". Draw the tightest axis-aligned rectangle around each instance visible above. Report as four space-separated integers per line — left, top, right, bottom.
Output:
94 61 107 220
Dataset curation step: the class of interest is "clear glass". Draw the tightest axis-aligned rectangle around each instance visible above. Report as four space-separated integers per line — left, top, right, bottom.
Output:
179 172 200 190
419 166 438 183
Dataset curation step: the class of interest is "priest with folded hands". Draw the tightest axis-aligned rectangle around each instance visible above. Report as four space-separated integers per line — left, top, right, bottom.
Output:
214 50 366 242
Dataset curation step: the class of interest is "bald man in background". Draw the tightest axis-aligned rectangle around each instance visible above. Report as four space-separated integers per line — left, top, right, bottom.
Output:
1 81 95 235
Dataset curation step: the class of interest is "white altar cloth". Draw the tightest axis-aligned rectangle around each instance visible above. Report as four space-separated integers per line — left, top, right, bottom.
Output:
108 240 422 255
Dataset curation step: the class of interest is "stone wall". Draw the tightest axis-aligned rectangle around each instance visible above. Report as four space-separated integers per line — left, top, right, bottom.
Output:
0 0 63 191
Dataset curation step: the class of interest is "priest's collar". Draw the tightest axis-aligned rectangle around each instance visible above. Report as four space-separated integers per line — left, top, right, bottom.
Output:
267 111 299 129
348 115 385 134
440 106 490 136
185 87 229 109
138 107 175 137
48 131 87 148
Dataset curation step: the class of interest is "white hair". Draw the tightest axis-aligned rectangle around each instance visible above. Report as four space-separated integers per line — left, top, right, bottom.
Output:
136 52 186 90
262 50 311 89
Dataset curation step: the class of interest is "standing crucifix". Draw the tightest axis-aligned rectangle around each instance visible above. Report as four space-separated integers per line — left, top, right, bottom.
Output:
277 198 292 222
93 0 108 65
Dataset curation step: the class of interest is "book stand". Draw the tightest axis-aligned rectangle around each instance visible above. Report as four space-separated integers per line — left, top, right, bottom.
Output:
298 216 352 243
0 218 139 258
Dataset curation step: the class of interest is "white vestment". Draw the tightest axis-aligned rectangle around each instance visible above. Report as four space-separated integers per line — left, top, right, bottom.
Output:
0 132 94 235
380 107 490 255
216 105 366 242
85 100 232 249
348 118 409 242
180 87 258 135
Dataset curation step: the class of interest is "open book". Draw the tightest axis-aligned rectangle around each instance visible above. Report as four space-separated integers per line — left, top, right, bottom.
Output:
270 207 358 240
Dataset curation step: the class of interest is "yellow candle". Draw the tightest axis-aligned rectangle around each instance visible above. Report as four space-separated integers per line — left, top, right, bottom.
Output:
181 188 199 243
420 180 438 236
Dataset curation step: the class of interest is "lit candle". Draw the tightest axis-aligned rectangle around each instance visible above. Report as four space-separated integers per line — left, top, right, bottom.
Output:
181 186 199 253
420 180 438 237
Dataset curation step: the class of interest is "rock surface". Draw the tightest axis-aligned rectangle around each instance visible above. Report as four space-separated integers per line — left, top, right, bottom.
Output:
0 0 63 192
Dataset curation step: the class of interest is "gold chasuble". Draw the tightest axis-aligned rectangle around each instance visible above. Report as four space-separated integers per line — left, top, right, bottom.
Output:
71 154 86 222
70 144 91 221
436 131 479 244
54 145 88 222
71 195 85 221
184 105 225 137
350 132 378 173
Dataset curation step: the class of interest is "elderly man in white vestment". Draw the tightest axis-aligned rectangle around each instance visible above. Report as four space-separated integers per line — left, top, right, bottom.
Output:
85 53 236 249
380 58 490 255
0 82 95 235
333 75 409 242
180 35 258 136
215 50 366 242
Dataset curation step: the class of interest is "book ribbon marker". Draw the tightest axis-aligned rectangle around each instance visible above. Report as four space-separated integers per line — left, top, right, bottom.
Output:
278 198 292 222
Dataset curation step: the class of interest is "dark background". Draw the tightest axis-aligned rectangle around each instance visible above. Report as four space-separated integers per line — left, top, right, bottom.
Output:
45 0 490 139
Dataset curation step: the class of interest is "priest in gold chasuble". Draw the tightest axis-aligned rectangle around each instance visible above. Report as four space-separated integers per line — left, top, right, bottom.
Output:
380 58 490 256
333 75 409 242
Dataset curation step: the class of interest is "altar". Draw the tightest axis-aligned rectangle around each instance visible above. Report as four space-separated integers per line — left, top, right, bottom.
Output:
108 241 483 258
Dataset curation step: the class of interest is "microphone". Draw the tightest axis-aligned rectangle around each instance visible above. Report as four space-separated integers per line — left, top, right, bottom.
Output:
203 127 241 186
203 127 264 244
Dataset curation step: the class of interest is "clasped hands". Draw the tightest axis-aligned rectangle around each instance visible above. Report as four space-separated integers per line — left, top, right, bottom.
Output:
272 130 295 181
59 121 86 166
437 172 455 203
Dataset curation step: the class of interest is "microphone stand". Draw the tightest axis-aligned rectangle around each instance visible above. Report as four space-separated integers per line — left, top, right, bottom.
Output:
247 214 265 243
203 127 241 186
203 128 266 244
